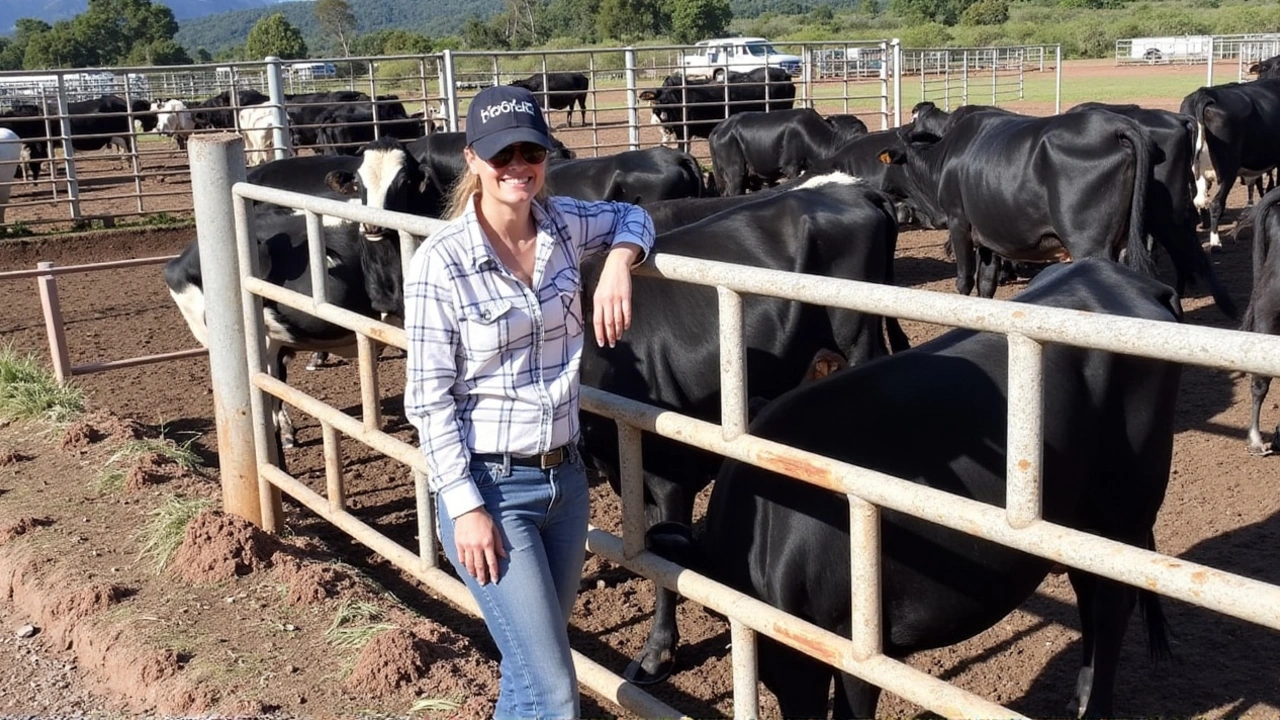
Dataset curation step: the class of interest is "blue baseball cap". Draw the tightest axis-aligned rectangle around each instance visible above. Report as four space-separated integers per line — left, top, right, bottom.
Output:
465 85 553 161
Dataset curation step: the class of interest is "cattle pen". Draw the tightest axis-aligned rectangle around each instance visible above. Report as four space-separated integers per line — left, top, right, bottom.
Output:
152 133 1280 718
4 56 1280 719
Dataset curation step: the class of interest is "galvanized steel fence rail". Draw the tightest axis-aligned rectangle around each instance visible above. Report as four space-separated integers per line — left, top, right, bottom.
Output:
188 133 1280 718
904 45 1061 114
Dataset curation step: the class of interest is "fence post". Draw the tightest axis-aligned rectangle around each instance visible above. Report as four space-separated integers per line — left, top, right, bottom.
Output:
625 47 640 151
53 74 82 221
36 262 72 383
1207 36 1215 86
265 56 290 161
880 40 890 130
1055 45 1062 115
441 50 460 133
189 133 266 528
893 39 903 128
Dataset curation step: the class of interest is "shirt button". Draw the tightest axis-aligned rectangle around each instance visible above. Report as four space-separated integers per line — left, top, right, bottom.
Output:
482 310 491 319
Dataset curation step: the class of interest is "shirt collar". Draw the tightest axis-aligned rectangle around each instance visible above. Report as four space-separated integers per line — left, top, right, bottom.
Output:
464 194 556 270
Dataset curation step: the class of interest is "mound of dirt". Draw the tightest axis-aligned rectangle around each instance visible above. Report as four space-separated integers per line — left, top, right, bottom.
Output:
123 451 199 492
169 510 281 584
60 410 145 451
271 553 360 606
0 516 54 544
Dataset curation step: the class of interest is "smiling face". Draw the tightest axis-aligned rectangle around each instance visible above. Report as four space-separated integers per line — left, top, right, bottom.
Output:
464 143 546 209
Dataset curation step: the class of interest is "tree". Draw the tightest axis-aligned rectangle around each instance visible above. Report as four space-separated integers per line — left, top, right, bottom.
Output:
0 19 49 70
71 0 180 66
543 0 601 42
462 17 510 49
595 0 666 41
245 13 308 60
351 29 432 56
24 21 94 69
890 0 974 25
669 0 731 43
314 0 357 57
960 0 1008 25
124 38 193 66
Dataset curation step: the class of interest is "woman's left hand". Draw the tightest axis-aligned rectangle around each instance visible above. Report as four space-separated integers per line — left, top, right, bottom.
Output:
593 245 641 348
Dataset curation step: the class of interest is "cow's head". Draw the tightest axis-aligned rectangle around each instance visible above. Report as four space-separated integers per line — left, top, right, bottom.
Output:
355 136 437 241
877 130 948 229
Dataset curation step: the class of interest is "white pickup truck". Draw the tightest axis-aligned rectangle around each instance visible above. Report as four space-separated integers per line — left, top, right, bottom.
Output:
681 37 804 81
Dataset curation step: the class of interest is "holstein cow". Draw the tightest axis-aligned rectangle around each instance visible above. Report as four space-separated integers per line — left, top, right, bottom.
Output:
1237 186 1280 455
577 175 904 685
0 128 22 223
239 106 289 167
648 258 1181 718
1070 102 1237 318
880 110 1156 298
508 71 589 127
1180 78 1280 250
808 128 917 225
546 146 705 203
166 137 439 446
284 90 370 151
1249 54 1280 80
152 99 195 152
639 68 796 153
0 94 157 182
313 96 423 156
709 108 868 195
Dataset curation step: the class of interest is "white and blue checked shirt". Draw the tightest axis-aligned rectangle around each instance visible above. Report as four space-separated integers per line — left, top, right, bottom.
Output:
405 194 655 519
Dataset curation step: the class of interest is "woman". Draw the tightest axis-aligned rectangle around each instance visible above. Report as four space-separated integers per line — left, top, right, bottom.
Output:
403 85 654 719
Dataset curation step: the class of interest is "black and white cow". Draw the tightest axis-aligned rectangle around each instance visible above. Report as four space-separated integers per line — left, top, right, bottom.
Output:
545 146 705 203
152 98 194 151
1249 54 1280 80
284 90 371 151
639 68 796 153
1180 79 1280 249
708 108 868 195
190 89 269 130
0 94 156 182
1070 102 1237 318
1237 185 1280 455
880 110 1156 298
0 127 21 223
576 174 904 685
647 258 1181 718
508 71 590 127
313 96 423 156
166 137 438 445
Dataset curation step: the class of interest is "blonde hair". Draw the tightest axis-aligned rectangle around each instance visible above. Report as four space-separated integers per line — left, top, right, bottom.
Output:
442 156 553 221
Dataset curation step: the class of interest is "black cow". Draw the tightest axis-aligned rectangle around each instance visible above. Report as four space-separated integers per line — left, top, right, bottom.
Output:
708 108 868 195
1238 186 1280 455
190 89 269 130
167 137 437 446
576 175 903 685
313 96 422 156
0 94 157 182
910 101 1012 137
1249 54 1280 80
807 128 922 226
404 131 574 217
508 71 589 127
1180 79 1280 250
639 68 796 153
284 90 371 150
880 110 1156 298
545 146 704 203
648 258 1181 718
1070 102 1237 318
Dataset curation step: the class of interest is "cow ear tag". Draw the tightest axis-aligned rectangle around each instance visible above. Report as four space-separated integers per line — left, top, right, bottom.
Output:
877 151 892 164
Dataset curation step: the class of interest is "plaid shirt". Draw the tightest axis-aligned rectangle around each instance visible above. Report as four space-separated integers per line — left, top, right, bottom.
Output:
404 194 654 519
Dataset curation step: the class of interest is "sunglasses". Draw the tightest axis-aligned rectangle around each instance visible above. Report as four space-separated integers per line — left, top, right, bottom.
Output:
486 142 548 168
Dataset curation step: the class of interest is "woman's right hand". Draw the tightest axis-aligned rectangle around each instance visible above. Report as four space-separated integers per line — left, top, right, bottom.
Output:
454 508 507 585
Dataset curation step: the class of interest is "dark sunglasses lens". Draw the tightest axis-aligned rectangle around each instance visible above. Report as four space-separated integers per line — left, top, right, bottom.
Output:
522 145 548 164
489 146 516 167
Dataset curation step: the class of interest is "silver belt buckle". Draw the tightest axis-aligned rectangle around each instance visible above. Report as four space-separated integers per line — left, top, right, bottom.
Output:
540 446 563 470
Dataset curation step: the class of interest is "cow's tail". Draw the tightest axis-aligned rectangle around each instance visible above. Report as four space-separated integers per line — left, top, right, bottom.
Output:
1118 121 1156 277
682 150 709 197
1185 94 1215 210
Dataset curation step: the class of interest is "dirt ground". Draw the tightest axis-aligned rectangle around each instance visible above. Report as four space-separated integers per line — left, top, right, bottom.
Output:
2 57 1280 718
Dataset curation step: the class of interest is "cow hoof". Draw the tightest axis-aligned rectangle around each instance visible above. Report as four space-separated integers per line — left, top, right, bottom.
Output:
281 435 297 450
622 651 675 686
1247 441 1275 457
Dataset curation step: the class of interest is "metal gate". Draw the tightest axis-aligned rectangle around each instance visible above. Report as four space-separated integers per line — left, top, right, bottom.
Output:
189 132 1280 718
902 45 1062 114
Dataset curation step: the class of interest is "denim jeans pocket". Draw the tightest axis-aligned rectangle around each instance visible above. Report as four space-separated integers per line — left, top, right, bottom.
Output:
469 462 503 489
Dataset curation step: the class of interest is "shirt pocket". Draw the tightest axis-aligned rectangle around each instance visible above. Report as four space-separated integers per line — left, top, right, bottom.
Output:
552 268 584 337
460 298 512 369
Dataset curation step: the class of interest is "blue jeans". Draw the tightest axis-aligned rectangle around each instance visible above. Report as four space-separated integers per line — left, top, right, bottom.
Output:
437 448 590 720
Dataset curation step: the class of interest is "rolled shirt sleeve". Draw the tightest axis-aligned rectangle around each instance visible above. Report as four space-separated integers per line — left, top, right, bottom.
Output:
550 197 655 266
403 241 484 520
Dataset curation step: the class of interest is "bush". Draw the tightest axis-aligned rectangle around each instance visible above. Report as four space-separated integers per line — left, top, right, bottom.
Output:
1212 5 1280 34
961 0 1011 25
896 22 954 47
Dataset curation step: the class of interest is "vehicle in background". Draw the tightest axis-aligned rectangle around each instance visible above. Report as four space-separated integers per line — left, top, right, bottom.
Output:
682 38 804 81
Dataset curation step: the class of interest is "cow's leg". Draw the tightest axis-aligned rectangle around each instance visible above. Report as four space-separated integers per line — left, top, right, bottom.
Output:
834 670 884 719
949 221 977 296
1247 374 1274 456
578 97 586 127
975 246 1000 298
758 638 841 717
306 351 330 370
1206 170 1237 251
269 344 298 449
623 471 694 685
1066 570 1137 719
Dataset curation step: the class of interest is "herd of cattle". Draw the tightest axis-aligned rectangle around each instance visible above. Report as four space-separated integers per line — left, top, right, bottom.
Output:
146 61 1280 717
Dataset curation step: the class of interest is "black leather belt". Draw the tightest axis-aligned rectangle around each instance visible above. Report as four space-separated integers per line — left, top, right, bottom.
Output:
474 445 569 470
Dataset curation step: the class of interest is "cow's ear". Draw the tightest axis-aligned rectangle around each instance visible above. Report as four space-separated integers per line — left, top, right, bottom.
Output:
638 90 656 102
325 171 359 196
417 164 434 194
1250 63 1262 74
877 148 905 165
